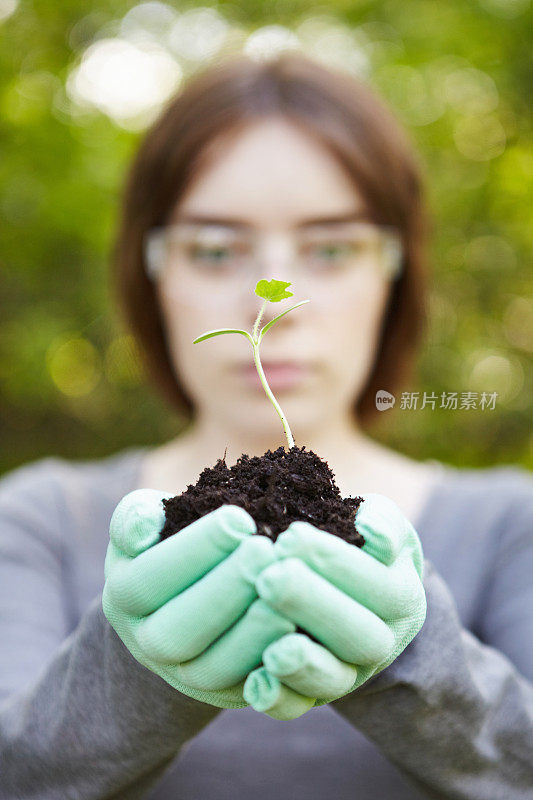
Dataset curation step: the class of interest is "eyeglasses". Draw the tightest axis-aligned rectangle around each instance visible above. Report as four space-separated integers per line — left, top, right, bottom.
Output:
143 220 403 309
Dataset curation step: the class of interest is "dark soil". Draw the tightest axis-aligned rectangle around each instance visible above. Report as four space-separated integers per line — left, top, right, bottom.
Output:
158 445 365 645
158 444 364 547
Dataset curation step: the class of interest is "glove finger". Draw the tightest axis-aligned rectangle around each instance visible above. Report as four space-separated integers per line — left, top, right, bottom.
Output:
356 494 425 581
174 599 295 689
136 535 276 663
104 540 123 581
263 632 358 699
109 489 174 558
167 674 249 708
256 558 394 665
243 666 315 720
274 522 420 620
107 503 256 616
355 492 410 566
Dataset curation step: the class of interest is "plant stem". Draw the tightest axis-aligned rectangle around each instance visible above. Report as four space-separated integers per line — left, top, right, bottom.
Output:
252 300 295 450
252 299 267 341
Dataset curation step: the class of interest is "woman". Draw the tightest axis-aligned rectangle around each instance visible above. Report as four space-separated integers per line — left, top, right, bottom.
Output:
1 53 532 799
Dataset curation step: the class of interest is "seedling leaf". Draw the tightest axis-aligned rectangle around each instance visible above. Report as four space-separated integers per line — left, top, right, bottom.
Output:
193 328 254 345
192 277 310 451
255 279 293 302
258 300 310 344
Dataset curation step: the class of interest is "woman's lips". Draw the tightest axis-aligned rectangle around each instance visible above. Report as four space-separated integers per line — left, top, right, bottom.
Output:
239 362 311 390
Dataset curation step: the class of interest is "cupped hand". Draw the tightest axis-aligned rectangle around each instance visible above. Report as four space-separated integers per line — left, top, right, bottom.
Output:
102 489 296 708
243 493 427 720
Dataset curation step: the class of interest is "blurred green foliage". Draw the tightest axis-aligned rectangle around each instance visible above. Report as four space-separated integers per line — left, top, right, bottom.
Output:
1 0 532 475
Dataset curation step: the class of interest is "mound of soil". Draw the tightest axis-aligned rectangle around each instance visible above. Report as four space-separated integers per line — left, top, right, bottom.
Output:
159 444 364 546
158 444 364 644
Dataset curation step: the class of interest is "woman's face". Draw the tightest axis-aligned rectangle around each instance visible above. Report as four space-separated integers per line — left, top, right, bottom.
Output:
155 116 393 441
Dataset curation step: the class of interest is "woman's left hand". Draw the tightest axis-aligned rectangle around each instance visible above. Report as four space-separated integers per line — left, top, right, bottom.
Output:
243 493 427 720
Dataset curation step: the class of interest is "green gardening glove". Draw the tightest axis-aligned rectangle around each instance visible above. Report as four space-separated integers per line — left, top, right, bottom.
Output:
243 492 427 720
102 489 296 708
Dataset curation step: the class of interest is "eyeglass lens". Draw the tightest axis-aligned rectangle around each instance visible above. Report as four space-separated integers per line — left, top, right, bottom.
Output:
148 222 401 309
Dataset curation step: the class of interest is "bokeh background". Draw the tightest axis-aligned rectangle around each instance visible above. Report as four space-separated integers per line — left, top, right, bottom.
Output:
1 0 532 475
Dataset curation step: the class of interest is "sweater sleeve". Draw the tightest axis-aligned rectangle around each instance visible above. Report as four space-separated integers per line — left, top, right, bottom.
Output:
332 474 533 800
0 459 220 800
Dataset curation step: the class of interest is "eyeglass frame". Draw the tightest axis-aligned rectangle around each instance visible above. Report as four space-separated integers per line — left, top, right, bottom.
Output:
142 220 404 286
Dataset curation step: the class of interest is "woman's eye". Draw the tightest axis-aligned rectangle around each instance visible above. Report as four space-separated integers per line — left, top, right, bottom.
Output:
188 241 245 269
192 245 232 262
318 244 346 258
306 241 353 264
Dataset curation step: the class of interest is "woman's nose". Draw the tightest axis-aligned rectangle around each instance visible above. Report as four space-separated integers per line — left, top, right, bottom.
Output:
255 233 297 280
240 235 303 329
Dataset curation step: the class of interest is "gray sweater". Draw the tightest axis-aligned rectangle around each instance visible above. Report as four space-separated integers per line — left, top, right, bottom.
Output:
0 446 532 799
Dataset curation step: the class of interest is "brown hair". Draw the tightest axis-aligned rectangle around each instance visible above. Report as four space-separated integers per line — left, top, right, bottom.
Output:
111 52 429 427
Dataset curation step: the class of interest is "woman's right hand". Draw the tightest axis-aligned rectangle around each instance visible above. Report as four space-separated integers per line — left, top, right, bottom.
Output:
102 489 295 708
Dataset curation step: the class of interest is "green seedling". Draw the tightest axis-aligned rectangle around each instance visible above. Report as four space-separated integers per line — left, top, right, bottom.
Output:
193 278 310 449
